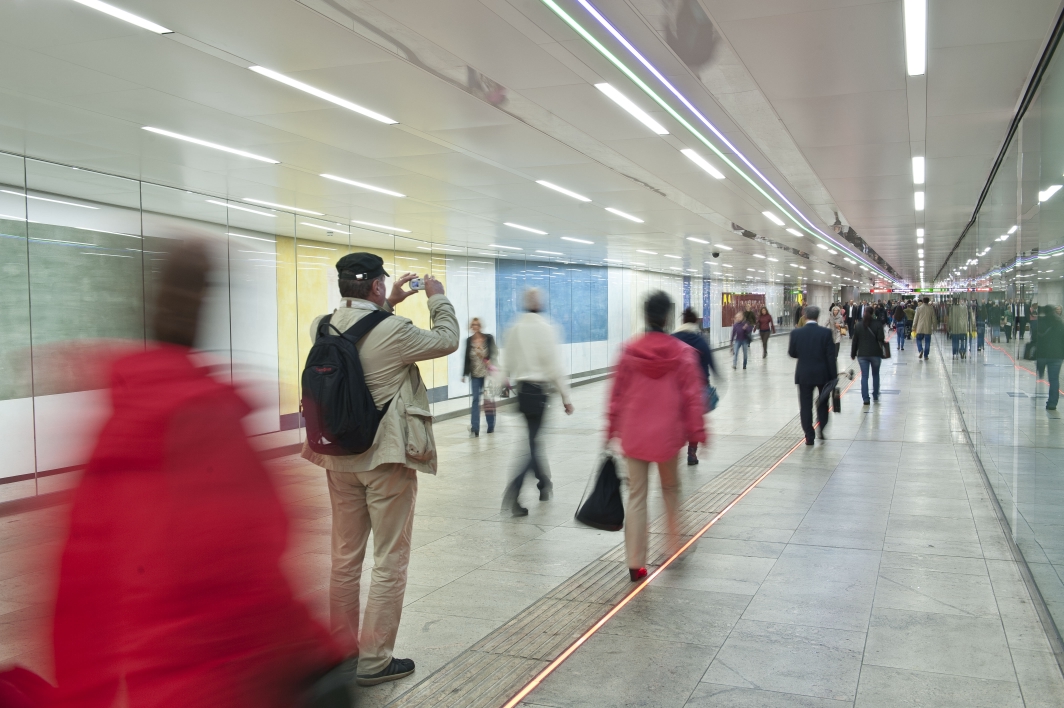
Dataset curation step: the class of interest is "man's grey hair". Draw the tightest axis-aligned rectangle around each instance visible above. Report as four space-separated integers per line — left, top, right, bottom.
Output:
523 287 542 312
803 305 821 322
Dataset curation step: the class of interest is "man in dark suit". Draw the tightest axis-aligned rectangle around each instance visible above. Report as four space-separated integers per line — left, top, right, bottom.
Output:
788 305 838 445
847 301 861 338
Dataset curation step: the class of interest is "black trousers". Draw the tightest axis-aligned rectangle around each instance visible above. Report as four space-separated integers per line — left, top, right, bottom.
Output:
798 383 830 443
846 319 855 338
503 389 550 507
1017 318 1028 338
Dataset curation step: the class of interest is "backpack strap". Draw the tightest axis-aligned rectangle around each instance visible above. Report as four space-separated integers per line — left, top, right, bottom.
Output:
316 313 340 339
341 309 392 344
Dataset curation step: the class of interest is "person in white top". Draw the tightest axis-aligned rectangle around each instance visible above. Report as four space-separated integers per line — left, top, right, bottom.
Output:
501 288 574 516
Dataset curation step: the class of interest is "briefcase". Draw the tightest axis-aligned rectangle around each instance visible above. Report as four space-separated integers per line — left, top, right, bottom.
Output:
881 341 891 359
832 387 842 413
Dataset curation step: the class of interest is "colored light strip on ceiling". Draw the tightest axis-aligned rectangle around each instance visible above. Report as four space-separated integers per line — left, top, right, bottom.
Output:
541 0 896 284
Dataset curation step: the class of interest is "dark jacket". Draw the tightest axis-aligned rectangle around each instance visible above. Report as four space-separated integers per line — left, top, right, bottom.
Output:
673 325 717 381
788 323 838 385
851 320 886 358
1035 313 1064 359
461 333 497 377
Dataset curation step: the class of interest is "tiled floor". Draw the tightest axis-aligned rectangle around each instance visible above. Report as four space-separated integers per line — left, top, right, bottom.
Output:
1 333 1062 707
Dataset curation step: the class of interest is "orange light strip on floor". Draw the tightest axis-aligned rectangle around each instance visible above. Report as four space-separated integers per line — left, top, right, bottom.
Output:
500 375 859 708
988 342 1064 394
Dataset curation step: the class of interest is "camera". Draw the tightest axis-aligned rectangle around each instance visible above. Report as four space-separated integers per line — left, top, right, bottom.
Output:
711 252 720 258
409 278 425 291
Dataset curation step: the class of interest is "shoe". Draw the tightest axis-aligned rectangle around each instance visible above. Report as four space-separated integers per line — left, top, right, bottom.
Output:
733 364 737 369
817 428 825 440
511 504 529 517
863 400 870 406
539 485 553 502
743 364 747 369
356 658 416 687
629 567 648 582
687 453 699 466
805 439 815 446
1048 405 1057 411
873 397 879 403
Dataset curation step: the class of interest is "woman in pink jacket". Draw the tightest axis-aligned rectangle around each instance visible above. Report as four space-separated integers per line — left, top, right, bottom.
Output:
608 291 707 581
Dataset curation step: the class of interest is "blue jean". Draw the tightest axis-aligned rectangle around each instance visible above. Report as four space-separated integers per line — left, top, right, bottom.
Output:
916 333 930 356
858 356 881 402
976 323 985 350
896 322 906 349
1046 359 1062 408
951 333 966 355
733 339 749 367
470 376 495 434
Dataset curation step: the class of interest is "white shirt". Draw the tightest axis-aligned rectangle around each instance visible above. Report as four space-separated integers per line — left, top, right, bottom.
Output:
502 312 571 404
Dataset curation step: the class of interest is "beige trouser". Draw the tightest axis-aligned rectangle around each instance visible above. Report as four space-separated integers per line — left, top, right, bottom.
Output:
624 456 680 570
327 464 417 675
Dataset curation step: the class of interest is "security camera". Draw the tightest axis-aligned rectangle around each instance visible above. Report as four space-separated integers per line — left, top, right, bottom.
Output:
712 252 720 258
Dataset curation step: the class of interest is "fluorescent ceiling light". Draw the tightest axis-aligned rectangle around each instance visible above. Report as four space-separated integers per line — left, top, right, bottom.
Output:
561 236 594 244
504 222 547 235
827 249 837 254
537 250 563 255
918 249 924 257
227 232 273 243
594 83 668 134
243 198 321 215
752 254 765 259
603 258 623 262
321 173 404 197
914 191 925 211
300 221 345 231
762 211 785 226
0 190 97 209
664 254 681 259
636 249 657 255
917 228 924 237
206 199 277 217
143 127 279 164
904 0 927 76
536 180 590 202
1008 225 1018 234
487 244 523 250
604 207 643 222
816 244 828 250
785 228 803 237
767 257 778 262
249 66 397 124
680 149 725 179
670 266 682 270
721 264 732 268
352 220 410 233
629 261 645 266
912 156 925 185
686 237 708 244
714 244 732 250
1039 185 1062 202
917 238 925 244
69 0 171 33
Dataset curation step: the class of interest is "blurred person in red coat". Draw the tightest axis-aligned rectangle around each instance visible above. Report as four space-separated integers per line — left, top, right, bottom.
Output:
49 241 344 708
607 291 706 583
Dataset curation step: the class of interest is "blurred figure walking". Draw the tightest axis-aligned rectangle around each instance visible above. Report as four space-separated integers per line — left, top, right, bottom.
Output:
461 317 498 437
50 241 344 708
608 292 705 582
912 297 936 360
673 307 717 465
502 288 573 516
731 312 752 369
948 299 972 359
851 308 886 405
892 301 908 351
788 305 837 445
757 306 776 358
830 305 845 358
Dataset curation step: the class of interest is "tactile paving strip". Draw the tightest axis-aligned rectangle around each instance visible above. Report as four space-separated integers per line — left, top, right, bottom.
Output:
386 412 809 707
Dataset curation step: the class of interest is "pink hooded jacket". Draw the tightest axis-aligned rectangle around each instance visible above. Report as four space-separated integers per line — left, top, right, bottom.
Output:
608 332 707 462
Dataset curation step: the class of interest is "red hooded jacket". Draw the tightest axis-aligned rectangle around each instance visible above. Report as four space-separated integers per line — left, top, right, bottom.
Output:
50 346 339 708
608 332 707 462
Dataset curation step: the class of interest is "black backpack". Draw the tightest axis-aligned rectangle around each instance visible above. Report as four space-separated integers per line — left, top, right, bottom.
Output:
302 310 391 456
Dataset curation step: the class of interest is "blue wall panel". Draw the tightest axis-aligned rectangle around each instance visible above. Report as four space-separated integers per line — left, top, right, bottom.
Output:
495 259 609 344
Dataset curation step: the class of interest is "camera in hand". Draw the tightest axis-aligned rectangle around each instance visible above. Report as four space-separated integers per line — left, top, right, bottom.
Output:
409 277 425 291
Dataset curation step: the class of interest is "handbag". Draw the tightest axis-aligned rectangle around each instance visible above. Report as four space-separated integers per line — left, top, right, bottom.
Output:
1024 341 1036 361
575 453 625 531
832 387 842 413
881 339 891 359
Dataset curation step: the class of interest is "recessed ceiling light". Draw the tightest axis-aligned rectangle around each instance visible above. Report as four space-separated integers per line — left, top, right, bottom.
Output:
912 156 925 185
714 244 732 250
753 254 766 259
827 249 838 254
504 222 548 235
767 257 778 262
681 149 725 179
300 221 344 231
69 0 171 33
603 258 623 262
664 254 682 259
0 190 98 209
594 83 669 134
352 220 411 233
816 244 828 250
487 244 523 250
914 191 925 210
249 66 397 124
143 127 279 164
686 237 709 245
629 261 646 266
207 199 277 217
637 249 657 255
721 264 733 268
605 207 643 222
242 198 321 215
904 0 927 76
1039 185 1062 202
786 228 802 237
917 238 925 244
670 266 682 270
762 211 785 226
536 180 590 202
1008 225 1018 234
537 250 563 255
561 236 594 244
320 173 405 197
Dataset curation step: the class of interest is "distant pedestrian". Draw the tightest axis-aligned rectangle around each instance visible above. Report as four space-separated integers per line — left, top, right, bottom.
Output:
608 291 705 582
673 307 717 465
461 317 498 437
948 299 972 359
830 305 845 358
1034 306 1064 411
892 301 908 351
912 297 936 360
788 305 837 445
730 312 752 369
851 308 885 405
756 306 776 358
501 288 574 517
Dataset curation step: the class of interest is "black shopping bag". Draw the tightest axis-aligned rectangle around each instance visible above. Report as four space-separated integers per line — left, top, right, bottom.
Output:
575 454 625 531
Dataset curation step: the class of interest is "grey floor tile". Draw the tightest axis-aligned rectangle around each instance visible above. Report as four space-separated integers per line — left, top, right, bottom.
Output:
656 551 777 595
879 551 987 576
599 584 750 648
854 664 1024 707
1010 648 1064 708
873 566 999 617
686 683 851 707
406 569 561 621
701 619 864 701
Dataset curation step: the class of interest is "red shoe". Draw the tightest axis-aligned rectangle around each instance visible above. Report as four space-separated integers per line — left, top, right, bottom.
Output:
629 567 648 582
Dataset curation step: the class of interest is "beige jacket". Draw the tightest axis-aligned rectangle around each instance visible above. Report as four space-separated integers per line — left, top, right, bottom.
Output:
300 295 459 475
912 303 937 335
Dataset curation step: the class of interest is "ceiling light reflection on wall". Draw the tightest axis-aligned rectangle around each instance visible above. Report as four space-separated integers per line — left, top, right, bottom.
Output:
321 173 405 197
243 198 321 215
605 207 643 222
561 237 594 244
143 127 279 163
1039 185 1062 202
912 156 925 184
681 149 725 179
537 250 563 255
594 83 669 134
206 199 277 217
637 249 657 255
664 254 681 259
487 244 523 250
0 190 98 209
352 220 410 233
69 0 171 33
504 222 548 235
536 180 590 202
249 66 397 124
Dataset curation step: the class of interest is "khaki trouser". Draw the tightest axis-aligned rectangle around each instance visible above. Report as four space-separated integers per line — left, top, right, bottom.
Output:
624 456 680 570
327 464 417 675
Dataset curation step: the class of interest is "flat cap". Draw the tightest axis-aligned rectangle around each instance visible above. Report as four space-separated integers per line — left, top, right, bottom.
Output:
336 252 389 281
